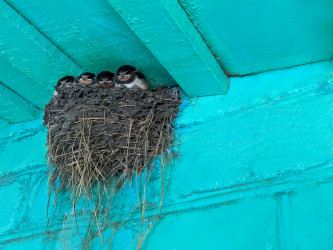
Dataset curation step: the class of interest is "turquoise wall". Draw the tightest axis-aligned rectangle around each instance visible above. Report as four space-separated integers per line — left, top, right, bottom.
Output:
0 0 333 248
0 60 332 249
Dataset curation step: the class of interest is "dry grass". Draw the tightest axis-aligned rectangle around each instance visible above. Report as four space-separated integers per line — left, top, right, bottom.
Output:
44 85 181 248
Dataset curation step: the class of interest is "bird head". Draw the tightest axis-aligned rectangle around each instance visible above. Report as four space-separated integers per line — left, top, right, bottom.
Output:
55 76 74 91
97 71 115 88
116 65 136 84
78 72 95 84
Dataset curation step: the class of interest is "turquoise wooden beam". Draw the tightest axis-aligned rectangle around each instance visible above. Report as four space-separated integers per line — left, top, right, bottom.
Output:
179 0 333 76
0 1 83 96
108 0 229 97
0 82 40 123
5 0 177 89
0 57 50 109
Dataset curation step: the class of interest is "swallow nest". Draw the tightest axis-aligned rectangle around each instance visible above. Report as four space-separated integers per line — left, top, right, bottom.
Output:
43 83 181 192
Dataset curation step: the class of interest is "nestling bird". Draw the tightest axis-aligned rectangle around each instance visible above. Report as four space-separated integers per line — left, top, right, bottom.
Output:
54 76 74 96
115 65 147 90
77 72 95 84
97 71 115 89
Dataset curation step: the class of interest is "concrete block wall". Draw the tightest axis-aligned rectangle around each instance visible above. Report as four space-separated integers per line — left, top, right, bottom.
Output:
0 61 333 249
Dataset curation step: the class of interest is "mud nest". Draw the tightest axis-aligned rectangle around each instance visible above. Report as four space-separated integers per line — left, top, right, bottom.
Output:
43 83 181 192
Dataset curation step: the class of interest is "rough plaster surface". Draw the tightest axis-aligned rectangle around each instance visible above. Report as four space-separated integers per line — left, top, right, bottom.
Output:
0 61 332 249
